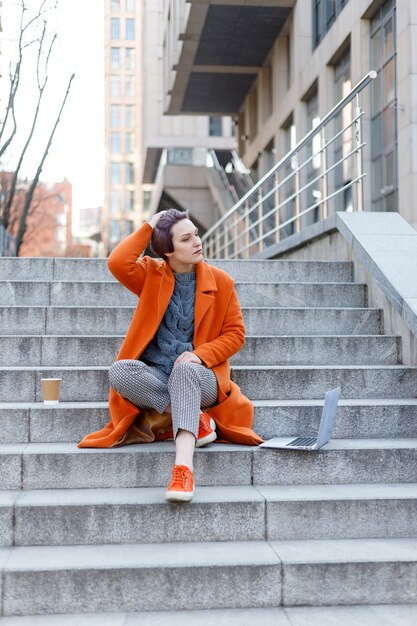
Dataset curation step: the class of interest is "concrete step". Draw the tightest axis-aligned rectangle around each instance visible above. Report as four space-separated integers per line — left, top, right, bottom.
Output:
0 540 281 614
2 483 417 547
3 440 417 490
0 280 367 308
0 306 382 336
0 538 416 614
1 365 415 402
2 399 417 444
0 257 353 283
1 606 417 626
0 334 400 367
233 365 417 400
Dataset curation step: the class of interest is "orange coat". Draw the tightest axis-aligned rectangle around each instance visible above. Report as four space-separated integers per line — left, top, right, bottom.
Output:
77 223 263 448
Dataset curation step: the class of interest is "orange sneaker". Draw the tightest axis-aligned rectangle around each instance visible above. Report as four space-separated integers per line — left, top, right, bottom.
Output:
195 411 217 448
165 464 194 502
156 412 216 447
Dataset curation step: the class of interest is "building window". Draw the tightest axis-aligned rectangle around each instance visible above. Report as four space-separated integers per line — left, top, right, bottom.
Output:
263 66 273 121
125 162 134 185
248 89 258 141
126 18 135 40
110 105 120 128
111 18 120 40
111 162 121 184
110 132 121 154
110 190 121 213
110 220 121 244
209 116 222 137
111 0 120 12
55 226 66 243
125 220 135 236
125 0 135 12
313 0 351 48
125 76 135 97
143 189 151 214
110 75 121 97
125 48 135 71
125 132 135 153
125 190 135 211
334 48 352 211
111 47 120 70
304 88 321 224
281 116 296 237
125 105 135 128
370 0 397 212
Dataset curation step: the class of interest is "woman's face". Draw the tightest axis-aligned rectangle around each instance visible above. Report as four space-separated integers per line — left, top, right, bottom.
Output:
165 218 203 269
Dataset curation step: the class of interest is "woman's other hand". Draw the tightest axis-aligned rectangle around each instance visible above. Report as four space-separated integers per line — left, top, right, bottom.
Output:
148 211 167 229
174 351 203 366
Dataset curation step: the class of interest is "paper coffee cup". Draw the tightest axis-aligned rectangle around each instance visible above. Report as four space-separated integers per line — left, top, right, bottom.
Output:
41 378 62 404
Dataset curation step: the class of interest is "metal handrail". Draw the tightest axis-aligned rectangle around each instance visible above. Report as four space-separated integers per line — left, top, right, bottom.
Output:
201 70 376 257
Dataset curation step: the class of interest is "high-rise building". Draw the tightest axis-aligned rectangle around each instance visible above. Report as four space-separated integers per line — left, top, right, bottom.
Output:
103 0 142 253
104 0 239 251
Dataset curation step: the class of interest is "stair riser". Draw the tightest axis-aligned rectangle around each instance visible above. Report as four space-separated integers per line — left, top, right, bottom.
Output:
254 448 417 485
282 562 417 606
2 404 417 444
234 367 417 400
266 498 417 541
2 560 416 614
2 565 281 615
18 448 253 490
3 367 415 402
0 257 353 282
0 281 367 308
0 336 399 367
5 498 417 547
11 501 265 546
4 448 417 490
0 307 382 336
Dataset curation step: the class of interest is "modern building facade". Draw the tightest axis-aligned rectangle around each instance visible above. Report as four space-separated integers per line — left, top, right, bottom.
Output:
104 0 242 250
103 0 142 252
162 0 417 231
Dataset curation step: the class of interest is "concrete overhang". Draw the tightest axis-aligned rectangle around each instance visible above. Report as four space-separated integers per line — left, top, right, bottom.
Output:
166 0 294 115
143 148 163 185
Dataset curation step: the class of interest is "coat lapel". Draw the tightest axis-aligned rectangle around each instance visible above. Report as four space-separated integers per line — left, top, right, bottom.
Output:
194 261 217 341
156 262 175 320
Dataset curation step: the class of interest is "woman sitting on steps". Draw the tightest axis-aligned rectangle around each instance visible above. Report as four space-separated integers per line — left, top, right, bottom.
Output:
77 208 263 502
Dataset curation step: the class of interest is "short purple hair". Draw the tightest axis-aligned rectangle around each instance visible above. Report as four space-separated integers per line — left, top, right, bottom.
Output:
150 208 189 261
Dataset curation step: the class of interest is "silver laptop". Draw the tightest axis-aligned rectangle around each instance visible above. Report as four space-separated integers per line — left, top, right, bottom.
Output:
258 386 341 451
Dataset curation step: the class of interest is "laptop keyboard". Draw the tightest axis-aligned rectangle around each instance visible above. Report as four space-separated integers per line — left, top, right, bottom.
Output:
286 436 317 447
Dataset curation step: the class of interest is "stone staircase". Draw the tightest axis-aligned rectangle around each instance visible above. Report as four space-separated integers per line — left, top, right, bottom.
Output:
1 256 417 624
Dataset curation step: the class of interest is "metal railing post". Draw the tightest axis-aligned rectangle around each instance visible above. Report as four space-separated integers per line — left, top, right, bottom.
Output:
321 127 328 220
354 94 363 212
258 189 264 252
215 228 221 258
274 172 280 243
294 154 301 233
244 202 250 258
233 211 239 258
224 220 229 259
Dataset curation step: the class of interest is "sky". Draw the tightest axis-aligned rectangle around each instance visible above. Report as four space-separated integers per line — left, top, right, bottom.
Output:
1 0 105 234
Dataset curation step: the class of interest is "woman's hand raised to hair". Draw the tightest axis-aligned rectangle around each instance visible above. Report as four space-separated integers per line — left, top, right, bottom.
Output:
148 210 167 229
174 351 203 366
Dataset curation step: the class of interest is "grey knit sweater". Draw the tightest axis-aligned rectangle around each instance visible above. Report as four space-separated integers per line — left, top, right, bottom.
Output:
140 271 196 381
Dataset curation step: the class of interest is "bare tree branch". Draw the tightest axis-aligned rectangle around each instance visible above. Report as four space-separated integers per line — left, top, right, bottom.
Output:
15 72 75 255
3 22 57 226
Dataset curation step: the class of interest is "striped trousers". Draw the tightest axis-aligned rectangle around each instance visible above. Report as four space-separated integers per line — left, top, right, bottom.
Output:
108 360 219 440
